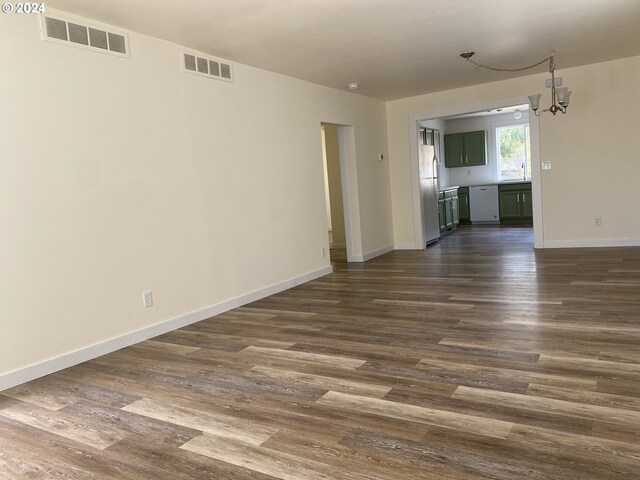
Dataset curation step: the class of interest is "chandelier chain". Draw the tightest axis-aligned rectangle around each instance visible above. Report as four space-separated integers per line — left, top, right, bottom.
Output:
459 50 570 116
463 55 553 73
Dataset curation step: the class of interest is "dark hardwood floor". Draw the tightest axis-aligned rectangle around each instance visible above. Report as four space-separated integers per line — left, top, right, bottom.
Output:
2 226 640 479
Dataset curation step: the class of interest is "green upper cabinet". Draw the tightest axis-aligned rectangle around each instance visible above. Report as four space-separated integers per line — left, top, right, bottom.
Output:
463 131 487 166
444 131 487 168
444 134 465 167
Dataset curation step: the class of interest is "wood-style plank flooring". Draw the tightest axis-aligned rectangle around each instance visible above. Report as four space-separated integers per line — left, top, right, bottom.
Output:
2 226 640 479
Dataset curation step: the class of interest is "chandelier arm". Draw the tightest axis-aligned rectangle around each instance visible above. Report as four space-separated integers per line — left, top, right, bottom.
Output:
463 55 553 73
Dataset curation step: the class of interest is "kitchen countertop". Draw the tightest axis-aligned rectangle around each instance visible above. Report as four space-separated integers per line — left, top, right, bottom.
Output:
443 180 531 188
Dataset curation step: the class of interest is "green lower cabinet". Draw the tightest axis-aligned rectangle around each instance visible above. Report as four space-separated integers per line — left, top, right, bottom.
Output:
499 191 522 220
438 199 446 232
444 198 453 229
498 183 533 224
439 188 460 234
458 187 470 223
522 191 533 217
451 196 459 227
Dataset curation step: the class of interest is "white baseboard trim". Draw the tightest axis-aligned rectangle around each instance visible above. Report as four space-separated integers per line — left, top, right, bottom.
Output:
351 244 395 262
544 238 640 249
394 242 419 250
0 265 333 392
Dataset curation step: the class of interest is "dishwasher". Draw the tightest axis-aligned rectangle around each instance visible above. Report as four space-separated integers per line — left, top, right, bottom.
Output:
469 185 500 224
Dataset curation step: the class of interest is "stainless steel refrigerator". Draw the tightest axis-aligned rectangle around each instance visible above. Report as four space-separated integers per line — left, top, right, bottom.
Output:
419 128 441 246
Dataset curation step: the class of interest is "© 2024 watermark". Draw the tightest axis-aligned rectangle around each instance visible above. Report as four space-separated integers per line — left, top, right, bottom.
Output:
2 2 45 14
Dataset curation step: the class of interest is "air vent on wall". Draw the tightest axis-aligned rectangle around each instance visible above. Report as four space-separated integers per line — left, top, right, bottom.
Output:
182 51 233 83
40 13 129 58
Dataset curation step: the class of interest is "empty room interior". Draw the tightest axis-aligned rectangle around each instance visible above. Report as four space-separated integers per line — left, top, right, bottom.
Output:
2 1 640 478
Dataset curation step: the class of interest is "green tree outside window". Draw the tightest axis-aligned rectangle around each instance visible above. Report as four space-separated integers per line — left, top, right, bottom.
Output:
498 125 530 180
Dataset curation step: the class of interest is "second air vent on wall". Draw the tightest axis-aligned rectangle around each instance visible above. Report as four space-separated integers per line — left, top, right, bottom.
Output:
40 12 129 58
182 51 233 83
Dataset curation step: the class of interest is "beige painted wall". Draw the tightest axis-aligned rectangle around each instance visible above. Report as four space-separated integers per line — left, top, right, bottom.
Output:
0 12 392 378
323 125 346 247
387 55 640 247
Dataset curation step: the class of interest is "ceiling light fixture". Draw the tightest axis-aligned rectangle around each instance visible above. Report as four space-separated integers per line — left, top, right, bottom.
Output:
460 51 571 117
347 82 359 90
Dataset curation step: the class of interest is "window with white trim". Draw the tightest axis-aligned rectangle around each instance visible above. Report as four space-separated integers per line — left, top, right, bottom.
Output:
497 125 531 181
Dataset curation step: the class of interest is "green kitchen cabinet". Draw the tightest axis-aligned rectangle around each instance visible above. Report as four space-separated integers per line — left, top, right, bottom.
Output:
498 182 532 224
444 131 487 168
440 188 459 232
444 134 465 168
444 198 453 229
438 198 446 232
464 131 487 166
499 191 521 220
458 187 470 223
522 190 533 217
451 196 459 227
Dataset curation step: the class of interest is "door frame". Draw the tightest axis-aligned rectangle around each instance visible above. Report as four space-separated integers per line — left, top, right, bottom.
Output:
408 95 544 249
321 123 362 262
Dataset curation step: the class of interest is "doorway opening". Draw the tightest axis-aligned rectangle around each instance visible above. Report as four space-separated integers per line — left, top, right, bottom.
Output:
410 97 542 250
321 123 349 263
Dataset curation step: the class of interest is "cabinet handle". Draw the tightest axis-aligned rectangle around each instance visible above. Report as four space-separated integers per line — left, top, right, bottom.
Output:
517 193 520 203
465 197 468 206
465 155 468 164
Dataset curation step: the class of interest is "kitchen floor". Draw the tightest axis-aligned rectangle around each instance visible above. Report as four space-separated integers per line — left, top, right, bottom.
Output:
439 223 533 248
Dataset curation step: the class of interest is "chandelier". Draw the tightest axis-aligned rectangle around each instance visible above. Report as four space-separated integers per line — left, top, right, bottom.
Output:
460 51 572 116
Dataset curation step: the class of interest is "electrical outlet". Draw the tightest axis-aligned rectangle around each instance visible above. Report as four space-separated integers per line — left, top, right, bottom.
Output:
143 291 153 308
467 169 471 175
321 247 327 258
542 161 552 171
594 216 602 226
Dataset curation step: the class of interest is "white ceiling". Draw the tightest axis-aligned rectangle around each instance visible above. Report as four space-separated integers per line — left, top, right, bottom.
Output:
47 0 640 100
